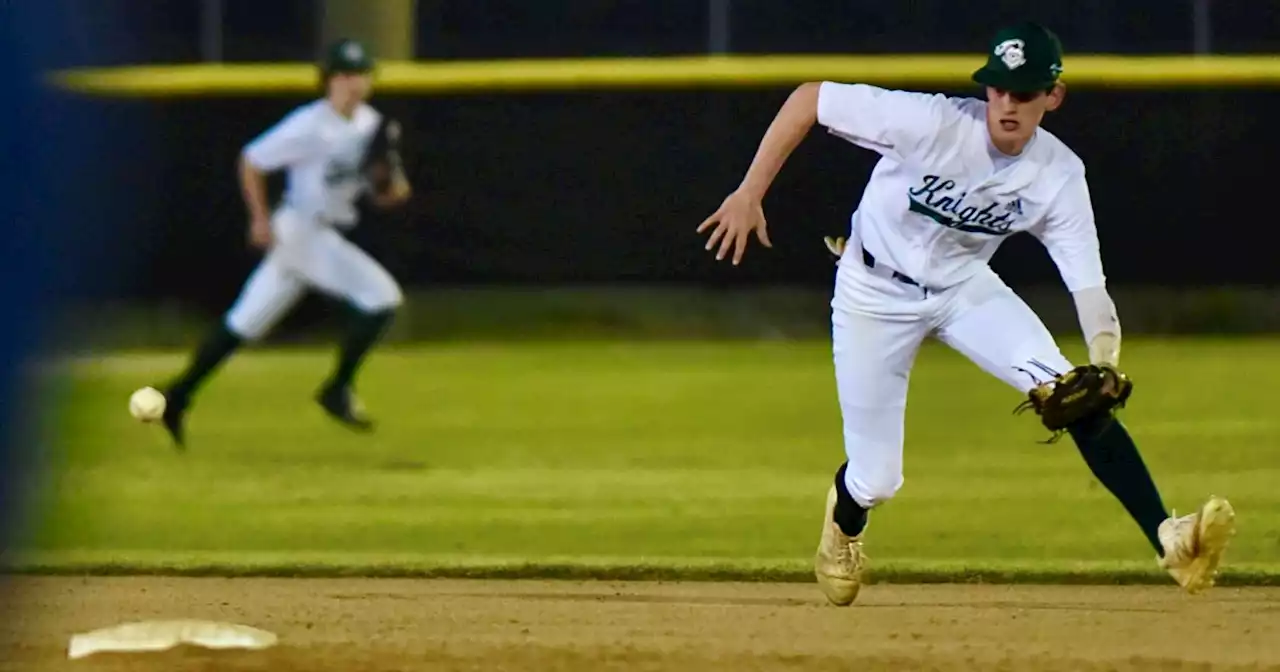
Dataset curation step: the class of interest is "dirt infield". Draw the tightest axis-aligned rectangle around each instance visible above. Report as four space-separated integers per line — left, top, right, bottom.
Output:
2 577 1278 671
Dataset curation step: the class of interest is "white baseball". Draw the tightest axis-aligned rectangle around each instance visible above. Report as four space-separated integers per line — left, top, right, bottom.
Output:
129 387 167 422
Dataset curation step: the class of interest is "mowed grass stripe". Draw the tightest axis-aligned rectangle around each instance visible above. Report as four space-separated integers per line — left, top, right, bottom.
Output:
21 339 1280 583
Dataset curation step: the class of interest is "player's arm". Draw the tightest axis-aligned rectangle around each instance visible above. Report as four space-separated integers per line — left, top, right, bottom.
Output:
238 156 272 231
695 83 821 264
1034 172 1122 367
737 81 943 201
698 82 948 264
238 109 322 247
736 82 821 202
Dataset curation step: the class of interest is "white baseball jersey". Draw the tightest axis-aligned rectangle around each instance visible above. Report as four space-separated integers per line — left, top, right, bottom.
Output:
817 82 1103 293
814 82 1120 509
242 99 384 227
225 100 402 341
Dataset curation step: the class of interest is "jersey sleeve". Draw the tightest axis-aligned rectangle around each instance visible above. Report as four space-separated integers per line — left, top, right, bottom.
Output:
242 107 321 172
816 82 952 164
1032 171 1106 292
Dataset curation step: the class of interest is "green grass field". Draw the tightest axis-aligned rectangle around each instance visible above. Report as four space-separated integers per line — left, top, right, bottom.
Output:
17 338 1280 583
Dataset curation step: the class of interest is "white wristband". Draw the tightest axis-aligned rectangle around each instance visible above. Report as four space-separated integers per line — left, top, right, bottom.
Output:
1072 286 1122 366
1088 332 1121 368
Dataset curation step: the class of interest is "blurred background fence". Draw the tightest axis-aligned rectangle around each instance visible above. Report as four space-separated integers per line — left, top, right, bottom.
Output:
48 0 1280 347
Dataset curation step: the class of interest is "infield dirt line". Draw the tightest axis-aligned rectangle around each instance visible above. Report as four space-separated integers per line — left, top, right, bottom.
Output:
10 557 1280 587
2 577 1278 671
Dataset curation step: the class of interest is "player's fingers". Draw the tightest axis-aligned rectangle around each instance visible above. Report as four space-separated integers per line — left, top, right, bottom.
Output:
756 220 773 248
732 230 749 265
704 222 727 251
696 208 722 234
715 227 738 261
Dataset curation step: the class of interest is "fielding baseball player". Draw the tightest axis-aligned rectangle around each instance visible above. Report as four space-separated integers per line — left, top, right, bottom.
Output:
697 22 1236 605
152 38 411 447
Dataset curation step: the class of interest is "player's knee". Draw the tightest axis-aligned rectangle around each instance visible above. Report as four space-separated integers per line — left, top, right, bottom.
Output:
223 314 268 342
355 279 403 313
378 274 404 310
858 483 901 508
843 467 901 509
384 280 404 309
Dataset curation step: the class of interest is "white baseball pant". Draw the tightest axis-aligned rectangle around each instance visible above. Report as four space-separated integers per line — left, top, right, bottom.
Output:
831 243 1073 509
225 207 403 340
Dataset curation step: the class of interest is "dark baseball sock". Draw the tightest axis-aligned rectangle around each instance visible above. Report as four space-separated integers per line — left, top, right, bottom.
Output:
326 307 395 391
166 323 243 402
1068 413 1169 556
833 462 870 538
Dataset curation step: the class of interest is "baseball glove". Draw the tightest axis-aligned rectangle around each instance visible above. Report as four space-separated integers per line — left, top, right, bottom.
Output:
1014 364 1134 442
361 116 406 194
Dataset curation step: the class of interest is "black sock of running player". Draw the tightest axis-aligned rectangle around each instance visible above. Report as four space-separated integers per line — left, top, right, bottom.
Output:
328 308 395 391
1068 413 1169 556
167 324 243 402
833 463 870 537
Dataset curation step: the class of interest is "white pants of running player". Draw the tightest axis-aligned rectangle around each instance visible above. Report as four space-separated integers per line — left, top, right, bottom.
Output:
831 245 1073 510
225 207 403 341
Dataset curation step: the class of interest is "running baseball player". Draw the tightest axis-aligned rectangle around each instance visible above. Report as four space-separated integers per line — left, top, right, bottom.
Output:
696 22 1236 605
151 38 411 447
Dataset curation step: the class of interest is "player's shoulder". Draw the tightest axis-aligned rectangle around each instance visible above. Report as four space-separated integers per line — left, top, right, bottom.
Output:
934 95 997 133
1030 127 1086 177
286 99 328 120
265 99 328 131
820 82 954 109
881 85 972 116
245 100 323 149
353 103 383 130
823 83 984 132
945 96 987 121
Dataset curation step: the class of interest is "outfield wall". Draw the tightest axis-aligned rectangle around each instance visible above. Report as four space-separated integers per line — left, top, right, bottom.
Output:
72 87 1279 305
49 54 1280 347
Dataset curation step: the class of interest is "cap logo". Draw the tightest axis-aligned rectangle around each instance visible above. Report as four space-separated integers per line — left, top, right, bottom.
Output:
343 42 364 61
994 39 1026 70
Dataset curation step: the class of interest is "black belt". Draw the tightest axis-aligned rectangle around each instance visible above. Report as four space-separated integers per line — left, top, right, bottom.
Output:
861 246 921 287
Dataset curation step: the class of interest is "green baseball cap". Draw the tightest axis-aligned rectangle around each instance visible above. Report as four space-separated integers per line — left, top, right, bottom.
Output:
971 22 1064 92
321 38 375 75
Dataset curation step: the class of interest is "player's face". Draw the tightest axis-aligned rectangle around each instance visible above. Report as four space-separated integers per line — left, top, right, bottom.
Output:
984 84 1065 152
332 72 374 102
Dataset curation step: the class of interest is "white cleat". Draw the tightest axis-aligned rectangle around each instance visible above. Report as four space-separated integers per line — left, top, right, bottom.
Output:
814 484 868 606
1157 496 1236 595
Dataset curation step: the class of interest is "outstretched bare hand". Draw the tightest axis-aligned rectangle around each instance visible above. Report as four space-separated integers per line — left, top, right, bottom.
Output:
696 190 772 266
